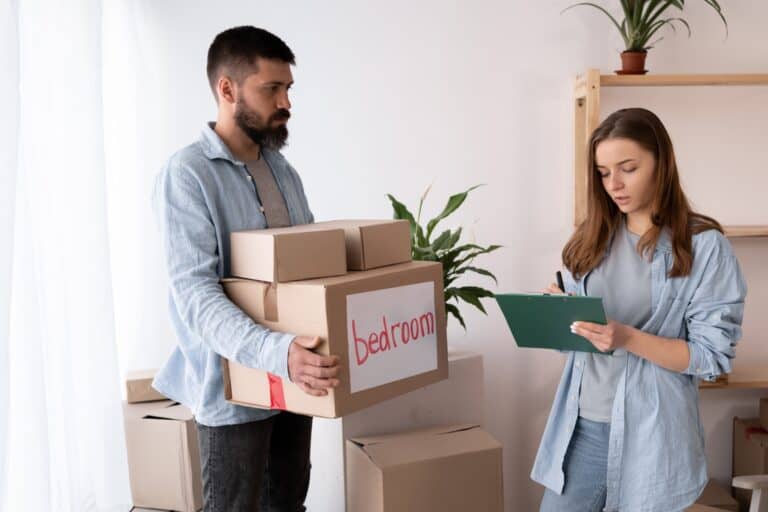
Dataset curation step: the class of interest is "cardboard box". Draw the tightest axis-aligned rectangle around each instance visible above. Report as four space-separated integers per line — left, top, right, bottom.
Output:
222 260 448 418
691 479 739 512
123 400 202 512
126 369 166 403
311 219 411 270
345 424 504 512
761 397 768 431
230 225 347 282
305 350 485 511
732 417 768 511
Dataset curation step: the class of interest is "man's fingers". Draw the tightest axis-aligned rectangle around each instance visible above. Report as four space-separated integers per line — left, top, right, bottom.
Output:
297 380 327 396
303 364 340 379
303 351 340 368
302 374 340 390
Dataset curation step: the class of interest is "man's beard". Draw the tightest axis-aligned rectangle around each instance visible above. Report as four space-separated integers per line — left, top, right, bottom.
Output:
234 98 290 150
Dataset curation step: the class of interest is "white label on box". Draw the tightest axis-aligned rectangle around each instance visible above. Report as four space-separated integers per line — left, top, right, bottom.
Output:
346 281 438 393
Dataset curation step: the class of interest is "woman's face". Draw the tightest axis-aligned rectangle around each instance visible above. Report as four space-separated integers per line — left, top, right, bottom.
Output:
594 137 657 220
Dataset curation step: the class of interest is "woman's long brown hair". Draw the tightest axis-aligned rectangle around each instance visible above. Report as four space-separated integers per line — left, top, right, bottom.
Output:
563 108 722 280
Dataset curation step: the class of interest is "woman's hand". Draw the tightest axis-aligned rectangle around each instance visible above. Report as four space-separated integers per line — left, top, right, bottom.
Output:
570 320 637 352
542 283 567 295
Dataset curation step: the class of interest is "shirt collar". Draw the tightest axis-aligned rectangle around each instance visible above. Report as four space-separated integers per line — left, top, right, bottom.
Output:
200 122 244 165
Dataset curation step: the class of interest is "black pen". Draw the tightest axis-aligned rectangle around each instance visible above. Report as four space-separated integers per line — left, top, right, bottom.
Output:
556 271 565 294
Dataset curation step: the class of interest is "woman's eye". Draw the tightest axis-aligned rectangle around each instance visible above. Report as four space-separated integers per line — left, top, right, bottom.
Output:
599 171 610 178
622 167 637 173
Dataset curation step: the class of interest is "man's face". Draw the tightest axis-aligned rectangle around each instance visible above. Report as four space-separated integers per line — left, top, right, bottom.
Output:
233 58 294 150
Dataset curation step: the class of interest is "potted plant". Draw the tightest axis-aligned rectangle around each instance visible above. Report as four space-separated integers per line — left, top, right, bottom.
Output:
563 0 727 74
387 185 500 329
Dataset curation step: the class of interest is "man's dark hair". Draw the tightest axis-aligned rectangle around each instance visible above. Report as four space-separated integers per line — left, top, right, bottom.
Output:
206 26 295 101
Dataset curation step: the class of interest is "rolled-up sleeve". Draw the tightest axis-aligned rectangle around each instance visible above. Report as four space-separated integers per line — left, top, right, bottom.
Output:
683 245 747 381
154 159 296 379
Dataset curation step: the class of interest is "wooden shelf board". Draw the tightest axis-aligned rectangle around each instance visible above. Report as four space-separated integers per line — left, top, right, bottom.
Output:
724 225 768 238
599 74 768 87
700 368 768 389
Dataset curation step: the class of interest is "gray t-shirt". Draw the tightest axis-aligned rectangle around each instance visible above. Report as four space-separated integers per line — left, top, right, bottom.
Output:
245 155 291 228
578 222 652 423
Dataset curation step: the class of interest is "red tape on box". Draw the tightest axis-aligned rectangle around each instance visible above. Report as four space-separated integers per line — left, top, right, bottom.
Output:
267 372 286 410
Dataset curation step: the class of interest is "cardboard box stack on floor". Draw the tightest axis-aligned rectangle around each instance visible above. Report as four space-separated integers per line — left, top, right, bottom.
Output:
122 371 202 512
222 219 449 418
345 424 504 512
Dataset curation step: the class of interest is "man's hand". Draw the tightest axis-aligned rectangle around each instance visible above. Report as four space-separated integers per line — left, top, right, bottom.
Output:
570 320 636 353
288 336 341 396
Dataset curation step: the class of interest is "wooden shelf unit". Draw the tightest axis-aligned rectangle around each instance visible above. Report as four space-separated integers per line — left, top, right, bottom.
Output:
573 69 768 238
700 368 768 390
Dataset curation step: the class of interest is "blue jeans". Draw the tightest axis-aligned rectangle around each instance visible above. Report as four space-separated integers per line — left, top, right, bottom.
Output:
540 417 610 512
196 412 312 512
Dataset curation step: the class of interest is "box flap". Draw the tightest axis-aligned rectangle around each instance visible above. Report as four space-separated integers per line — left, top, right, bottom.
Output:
349 425 500 469
124 401 193 422
350 424 479 447
123 400 176 419
220 278 278 322
143 403 194 422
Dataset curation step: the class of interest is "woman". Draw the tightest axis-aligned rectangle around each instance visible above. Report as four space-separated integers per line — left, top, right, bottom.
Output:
532 108 747 512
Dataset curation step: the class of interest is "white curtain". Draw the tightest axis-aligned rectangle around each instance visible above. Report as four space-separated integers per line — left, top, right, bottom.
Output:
0 0 131 510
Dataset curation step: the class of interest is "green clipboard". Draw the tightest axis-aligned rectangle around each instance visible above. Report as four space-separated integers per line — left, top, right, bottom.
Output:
494 293 608 354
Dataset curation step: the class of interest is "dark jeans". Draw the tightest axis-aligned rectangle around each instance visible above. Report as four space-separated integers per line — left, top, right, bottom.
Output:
196 412 313 512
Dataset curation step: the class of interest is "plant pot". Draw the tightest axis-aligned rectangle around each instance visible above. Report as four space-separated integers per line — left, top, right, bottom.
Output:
618 51 648 75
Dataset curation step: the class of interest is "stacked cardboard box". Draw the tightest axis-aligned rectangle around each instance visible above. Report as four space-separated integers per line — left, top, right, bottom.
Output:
345 424 504 512
122 371 202 512
305 350 486 510
125 369 166 403
223 219 449 418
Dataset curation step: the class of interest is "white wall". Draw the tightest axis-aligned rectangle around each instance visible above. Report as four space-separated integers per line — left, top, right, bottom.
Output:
110 2 768 510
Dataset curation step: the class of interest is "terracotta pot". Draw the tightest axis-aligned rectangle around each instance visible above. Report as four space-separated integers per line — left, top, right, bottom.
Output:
618 51 648 75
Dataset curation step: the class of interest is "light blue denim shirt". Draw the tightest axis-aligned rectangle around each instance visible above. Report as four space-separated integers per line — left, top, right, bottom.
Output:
531 228 747 511
152 123 314 427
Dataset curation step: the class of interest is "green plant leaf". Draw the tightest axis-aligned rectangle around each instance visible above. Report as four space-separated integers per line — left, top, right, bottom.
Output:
453 244 502 268
425 185 483 241
443 227 463 251
563 3 628 46
387 193 415 224
445 303 466 330
388 184 500 331
449 265 498 284
388 193 428 247
431 229 453 253
449 286 494 315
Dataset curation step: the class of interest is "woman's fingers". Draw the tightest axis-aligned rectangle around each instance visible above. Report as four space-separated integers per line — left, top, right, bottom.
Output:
543 283 564 294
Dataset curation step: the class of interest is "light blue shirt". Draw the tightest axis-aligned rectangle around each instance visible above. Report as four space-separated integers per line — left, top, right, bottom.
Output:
152 123 314 427
531 228 747 511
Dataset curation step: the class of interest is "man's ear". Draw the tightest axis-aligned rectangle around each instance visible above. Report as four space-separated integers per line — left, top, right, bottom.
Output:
217 75 236 105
